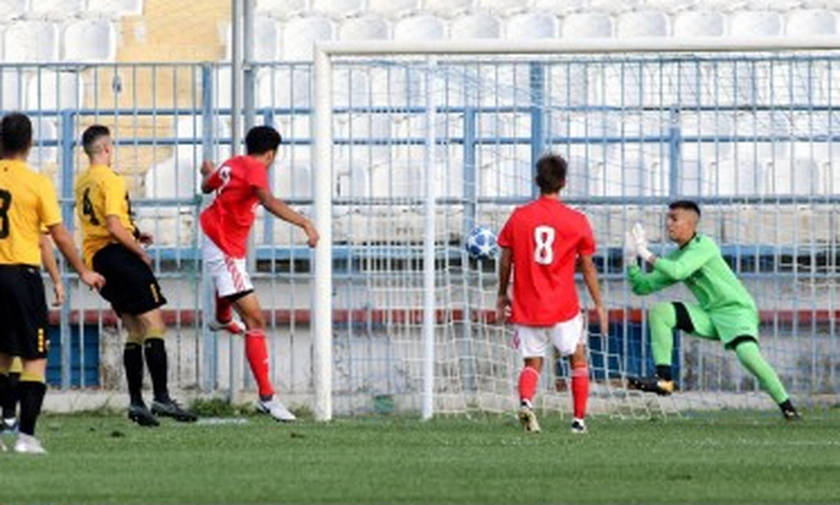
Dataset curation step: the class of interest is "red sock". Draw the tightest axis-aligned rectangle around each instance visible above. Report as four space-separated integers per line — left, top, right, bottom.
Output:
571 364 589 419
245 330 274 398
215 291 233 323
518 366 539 405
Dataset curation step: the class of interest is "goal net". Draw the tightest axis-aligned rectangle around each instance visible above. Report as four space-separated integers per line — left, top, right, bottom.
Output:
311 40 840 420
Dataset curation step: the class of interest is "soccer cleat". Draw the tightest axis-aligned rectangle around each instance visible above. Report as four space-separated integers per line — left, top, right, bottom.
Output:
3 417 17 432
256 398 297 422
570 418 588 434
0 436 6 452
128 403 160 427
518 406 541 433
627 376 675 396
209 318 245 335
782 405 802 421
151 398 198 422
13 433 46 454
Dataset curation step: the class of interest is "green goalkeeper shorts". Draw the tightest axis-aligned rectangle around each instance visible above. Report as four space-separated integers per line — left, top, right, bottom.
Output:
680 303 760 349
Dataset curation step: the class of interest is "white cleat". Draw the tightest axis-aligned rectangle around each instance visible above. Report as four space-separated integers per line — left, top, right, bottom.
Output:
0 437 6 452
256 398 297 422
570 418 588 434
14 433 47 454
518 406 541 433
208 318 245 335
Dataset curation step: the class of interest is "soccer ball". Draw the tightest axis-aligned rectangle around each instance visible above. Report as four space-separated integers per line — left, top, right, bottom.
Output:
465 226 498 260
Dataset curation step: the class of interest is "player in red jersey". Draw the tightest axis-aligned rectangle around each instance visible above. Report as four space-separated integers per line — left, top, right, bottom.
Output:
200 126 318 422
497 154 607 434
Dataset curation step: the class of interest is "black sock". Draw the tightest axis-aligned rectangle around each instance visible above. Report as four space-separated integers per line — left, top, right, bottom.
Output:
144 338 169 402
0 373 17 419
779 399 795 412
18 381 46 436
124 343 145 406
656 365 672 382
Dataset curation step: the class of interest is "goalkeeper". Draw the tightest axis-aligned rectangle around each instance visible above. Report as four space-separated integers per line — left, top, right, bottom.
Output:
625 200 800 420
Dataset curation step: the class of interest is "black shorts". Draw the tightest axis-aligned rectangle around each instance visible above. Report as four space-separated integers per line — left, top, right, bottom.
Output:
0 264 49 359
92 244 166 316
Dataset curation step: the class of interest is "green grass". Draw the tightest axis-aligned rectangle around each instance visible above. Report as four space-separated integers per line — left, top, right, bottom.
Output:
2 409 840 504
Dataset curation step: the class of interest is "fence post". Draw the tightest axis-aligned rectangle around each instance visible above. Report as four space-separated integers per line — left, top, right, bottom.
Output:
530 62 545 199
200 63 217 393
59 110 75 390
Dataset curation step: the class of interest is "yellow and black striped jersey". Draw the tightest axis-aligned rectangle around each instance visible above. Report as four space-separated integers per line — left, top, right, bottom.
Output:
74 164 137 267
0 159 62 267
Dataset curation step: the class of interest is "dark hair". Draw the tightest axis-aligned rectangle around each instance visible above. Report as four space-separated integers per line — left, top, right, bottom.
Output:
535 154 567 194
0 113 32 155
81 125 111 156
669 200 701 217
245 126 281 155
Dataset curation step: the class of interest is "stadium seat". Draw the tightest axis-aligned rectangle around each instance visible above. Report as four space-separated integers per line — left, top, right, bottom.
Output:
604 154 667 197
0 0 27 19
26 71 85 111
30 118 58 165
762 157 821 196
86 0 144 16
338 14 389 40
224 17 281 62
477 145 532 198
425 0 474 18
394 15 446 40
450 12 501 39
477 0 530 17
367 0 420 19
144 155 201 200
0 69 26 112
62 19 116 62
254 0 307 18
312 0 364 20
282 16 333 61
256 65 312 109
730 11 782 36
272 152 312 199
616 10 669 38
786 9 837 35
30 0 85 17
561 13 613 38
505 13 558 40
673 10 725 36
4 21 59 62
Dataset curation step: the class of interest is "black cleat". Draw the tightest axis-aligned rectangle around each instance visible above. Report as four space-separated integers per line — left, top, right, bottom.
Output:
782 406 802 421
151 398 198 422
627 376 675 396
128 403 160 427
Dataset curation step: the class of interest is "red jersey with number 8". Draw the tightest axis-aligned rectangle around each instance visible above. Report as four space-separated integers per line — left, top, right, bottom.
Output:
200 155 269 259
497 197 596 326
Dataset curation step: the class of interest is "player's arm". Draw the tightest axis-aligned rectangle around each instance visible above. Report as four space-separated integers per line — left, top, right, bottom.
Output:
101 175 151 265
47 224 105 290
39 232 64 306
496 246 512 322
200 160 224 194
254 187 319 248
578 254 607 335
627 264 676 295
650 241 716 281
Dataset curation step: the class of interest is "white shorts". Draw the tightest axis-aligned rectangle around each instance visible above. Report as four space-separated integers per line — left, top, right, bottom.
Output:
512 313 586 358
202 237 253 298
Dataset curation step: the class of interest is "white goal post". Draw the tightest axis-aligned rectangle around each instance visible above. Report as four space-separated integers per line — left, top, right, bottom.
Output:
311 37 840 422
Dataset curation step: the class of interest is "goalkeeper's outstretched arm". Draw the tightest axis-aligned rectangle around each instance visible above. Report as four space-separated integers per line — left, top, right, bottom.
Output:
627 265 677 296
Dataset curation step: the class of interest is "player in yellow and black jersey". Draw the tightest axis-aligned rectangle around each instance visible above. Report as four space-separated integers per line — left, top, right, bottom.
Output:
75 125 195 426
0 113 105 454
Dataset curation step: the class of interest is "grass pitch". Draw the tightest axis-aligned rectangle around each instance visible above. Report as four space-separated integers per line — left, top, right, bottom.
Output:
1 409 839 504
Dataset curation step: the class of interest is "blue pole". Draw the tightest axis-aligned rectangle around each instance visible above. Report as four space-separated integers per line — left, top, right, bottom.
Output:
530 62 545 200
200 64 217 392
59 110 75 389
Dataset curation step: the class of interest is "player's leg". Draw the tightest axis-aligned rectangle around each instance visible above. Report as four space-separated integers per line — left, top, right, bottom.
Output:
0 353 10 451
552 314 589 434
137 308 196 422
513 325 546 433
231 293 294 422
14 357 48 454
208 289 245 335
629 302 716 395
1 356 21 429
730 337 799 419
121 315 158 427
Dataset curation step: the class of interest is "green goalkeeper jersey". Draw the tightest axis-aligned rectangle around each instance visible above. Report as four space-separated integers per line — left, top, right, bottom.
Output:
627 233 757 313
